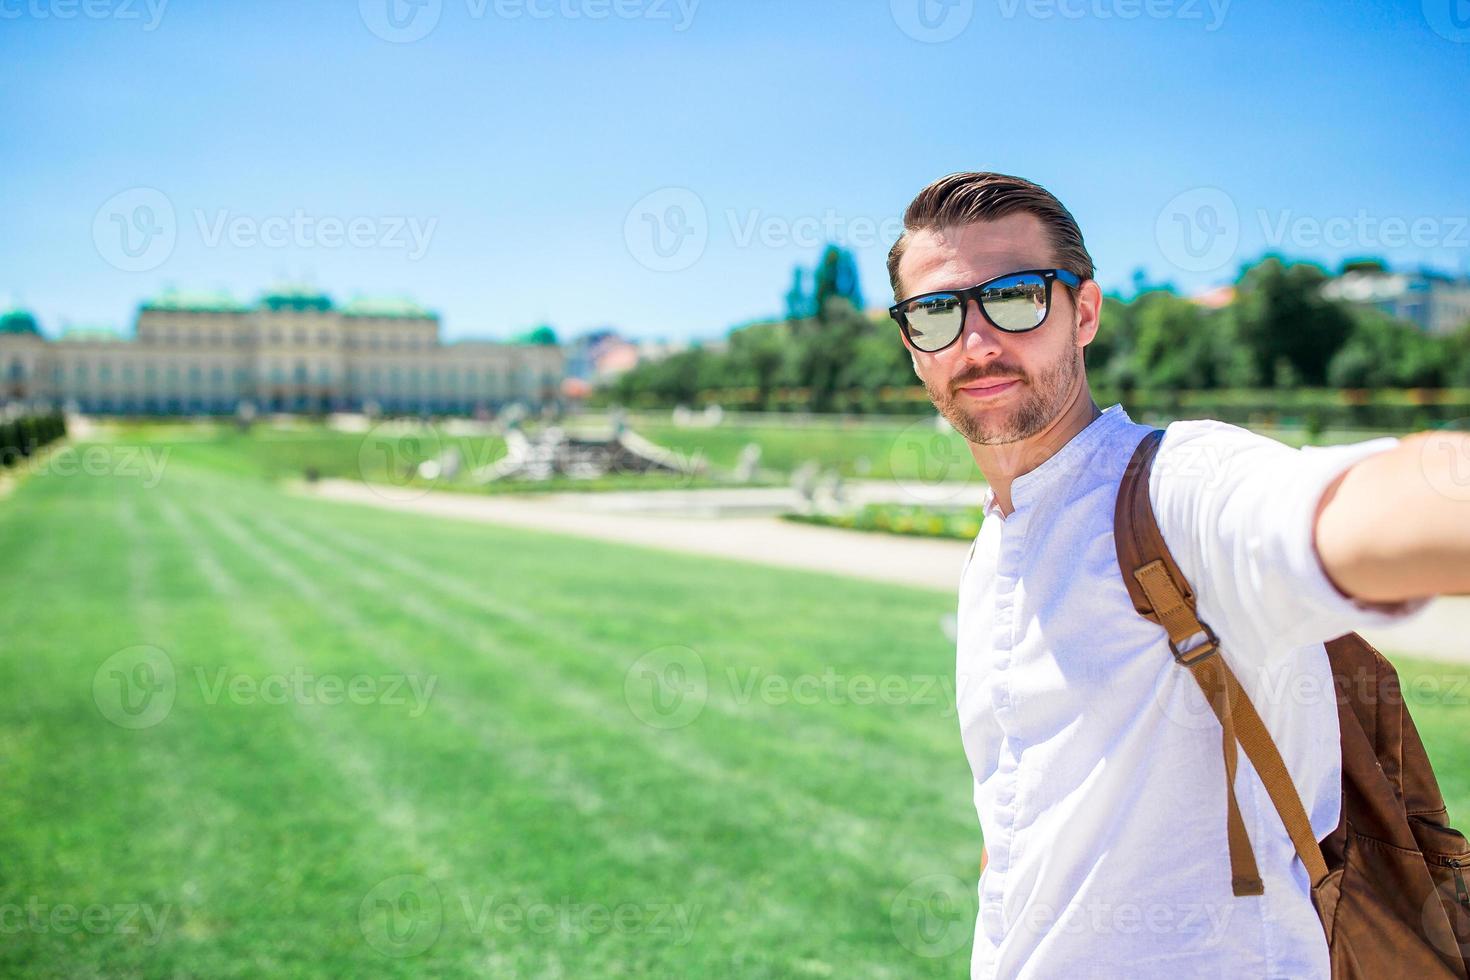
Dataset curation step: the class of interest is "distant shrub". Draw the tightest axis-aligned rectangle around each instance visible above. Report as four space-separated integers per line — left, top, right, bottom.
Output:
0 411 67 469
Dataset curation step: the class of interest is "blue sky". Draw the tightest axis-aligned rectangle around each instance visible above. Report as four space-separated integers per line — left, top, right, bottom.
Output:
2 0 1467 342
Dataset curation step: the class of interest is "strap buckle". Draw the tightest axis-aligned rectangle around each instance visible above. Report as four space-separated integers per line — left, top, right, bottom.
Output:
1169 623 1220 666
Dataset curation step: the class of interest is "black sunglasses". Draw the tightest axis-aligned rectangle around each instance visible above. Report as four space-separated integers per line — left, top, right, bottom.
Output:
889 268 1083 353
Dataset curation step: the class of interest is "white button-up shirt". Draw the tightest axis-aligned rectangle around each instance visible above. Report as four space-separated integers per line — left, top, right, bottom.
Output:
957 403 1431 979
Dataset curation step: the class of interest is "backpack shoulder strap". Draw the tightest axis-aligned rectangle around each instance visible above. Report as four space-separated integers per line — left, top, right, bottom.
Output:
1115 428 1331 891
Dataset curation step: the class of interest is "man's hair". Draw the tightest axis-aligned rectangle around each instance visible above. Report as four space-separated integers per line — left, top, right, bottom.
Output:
886 172 1095 299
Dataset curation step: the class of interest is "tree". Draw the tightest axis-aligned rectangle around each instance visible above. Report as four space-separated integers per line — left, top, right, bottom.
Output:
812 244 864 320
1220 257 1354 387
784 268 814 322
726 320 789 406
1327 308 1450 389
1339 257 1388 275
1130 290 1219 390
1443 323 1470 388
788 245 868 411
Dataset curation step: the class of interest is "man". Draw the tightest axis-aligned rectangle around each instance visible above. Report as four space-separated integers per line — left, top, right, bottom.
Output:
886 171 1470 978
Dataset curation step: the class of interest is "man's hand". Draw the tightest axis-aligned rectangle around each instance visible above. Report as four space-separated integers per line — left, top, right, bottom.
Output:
1315 430 1470 603
980 845 988 875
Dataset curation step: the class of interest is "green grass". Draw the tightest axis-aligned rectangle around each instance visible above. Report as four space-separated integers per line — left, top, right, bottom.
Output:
75 415 972 496
0 439 978 977
633 417 974 482
4 431 1467 977
82 421 789 494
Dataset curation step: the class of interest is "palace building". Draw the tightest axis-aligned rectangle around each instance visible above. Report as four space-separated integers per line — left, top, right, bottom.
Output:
0 287 566 416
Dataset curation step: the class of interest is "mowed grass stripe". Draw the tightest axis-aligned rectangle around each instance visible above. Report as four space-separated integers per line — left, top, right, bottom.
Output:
187 454 980 970
168 456 974 853
3 478 430 977
0 485 236 976
253 507 978 855
170 499 853 975
175 483 970 971
182 498 668 858
149 486 752 975
8 450 981 977
244 506 958 884
175 455 970 772
152 496 466 866
119 485 497 977
201 498 951 940
150 495 603 977
270 505 968 775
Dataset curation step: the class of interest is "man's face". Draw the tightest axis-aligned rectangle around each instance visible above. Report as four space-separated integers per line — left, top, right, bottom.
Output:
896 214 1098 445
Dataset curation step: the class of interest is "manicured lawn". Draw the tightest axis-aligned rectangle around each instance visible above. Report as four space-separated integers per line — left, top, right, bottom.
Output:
0 439 977 977
2 432 1465 977
80 420 788 493
633 415 975 482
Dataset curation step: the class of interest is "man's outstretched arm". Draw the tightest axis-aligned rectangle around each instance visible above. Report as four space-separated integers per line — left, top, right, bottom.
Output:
1315 431 1470 604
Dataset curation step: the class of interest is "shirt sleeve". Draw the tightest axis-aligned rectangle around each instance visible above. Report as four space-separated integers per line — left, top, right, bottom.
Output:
1148 420 1433 658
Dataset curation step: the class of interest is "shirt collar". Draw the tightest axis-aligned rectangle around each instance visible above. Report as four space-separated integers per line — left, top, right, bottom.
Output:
980 403 1130 520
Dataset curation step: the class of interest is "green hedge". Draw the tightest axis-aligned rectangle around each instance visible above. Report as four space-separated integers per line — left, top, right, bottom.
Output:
1111 387 1470 433
784 503 984 541
0 411 66 468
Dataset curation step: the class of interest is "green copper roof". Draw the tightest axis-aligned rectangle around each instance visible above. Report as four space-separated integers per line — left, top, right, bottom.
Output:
141 289 249 313
0 309 41 335
342 296 432 319
260 284 333 312
512 324 558 345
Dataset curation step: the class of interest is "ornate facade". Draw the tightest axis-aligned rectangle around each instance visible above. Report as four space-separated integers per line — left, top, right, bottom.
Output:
0 288 565 415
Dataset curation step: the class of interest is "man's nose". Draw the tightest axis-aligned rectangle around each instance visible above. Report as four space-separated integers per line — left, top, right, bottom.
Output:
958 298 1006 358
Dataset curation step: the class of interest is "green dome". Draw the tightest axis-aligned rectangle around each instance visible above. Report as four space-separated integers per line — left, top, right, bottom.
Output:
0 309 41 335
513 324 558 345
260 284 333 312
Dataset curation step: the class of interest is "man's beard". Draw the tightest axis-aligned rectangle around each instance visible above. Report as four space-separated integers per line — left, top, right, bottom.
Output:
923 330 1082 446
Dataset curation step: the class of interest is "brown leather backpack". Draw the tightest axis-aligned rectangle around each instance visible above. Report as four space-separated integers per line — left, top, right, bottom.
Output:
1115 427 1470 978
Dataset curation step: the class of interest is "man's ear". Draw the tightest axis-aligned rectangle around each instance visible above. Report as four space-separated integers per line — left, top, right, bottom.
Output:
1074 280 1103 349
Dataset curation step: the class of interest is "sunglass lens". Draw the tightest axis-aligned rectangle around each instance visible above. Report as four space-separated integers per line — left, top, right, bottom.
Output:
900 293 963 351
980 274 1048 331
